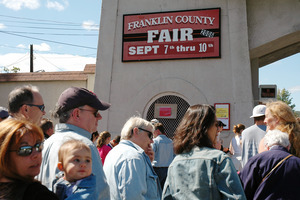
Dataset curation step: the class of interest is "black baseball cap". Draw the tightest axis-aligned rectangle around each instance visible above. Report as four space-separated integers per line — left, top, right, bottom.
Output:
57 87 110 114
0 107 9 119
217 120 226 127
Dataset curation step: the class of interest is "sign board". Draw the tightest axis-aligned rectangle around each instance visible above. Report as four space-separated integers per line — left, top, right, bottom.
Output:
154 104 177 119
214 103 230 130
123 8 221 61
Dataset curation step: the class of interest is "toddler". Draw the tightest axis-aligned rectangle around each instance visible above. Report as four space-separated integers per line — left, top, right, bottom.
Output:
52 139 97 199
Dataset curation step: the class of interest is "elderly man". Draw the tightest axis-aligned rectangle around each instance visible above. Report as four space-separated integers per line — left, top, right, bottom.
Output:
103 116 162 200
239 130 300 200
8 85 45 125
151 122 174 189
37 87 111 200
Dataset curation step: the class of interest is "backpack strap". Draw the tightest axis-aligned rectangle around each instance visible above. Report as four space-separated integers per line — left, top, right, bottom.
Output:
259 154 293 186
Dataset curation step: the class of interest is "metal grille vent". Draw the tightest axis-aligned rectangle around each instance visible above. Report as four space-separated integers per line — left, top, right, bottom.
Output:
146 95 190 139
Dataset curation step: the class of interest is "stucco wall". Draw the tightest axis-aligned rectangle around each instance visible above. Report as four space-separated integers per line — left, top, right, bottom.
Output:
95 0 255 146
0 81 87 125
247 0 300 54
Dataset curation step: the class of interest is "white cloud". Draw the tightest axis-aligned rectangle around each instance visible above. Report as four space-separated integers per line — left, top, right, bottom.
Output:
17 44 26 49
0 23 6 29
1 0 40 11
0 53 95 73
46 0 69 11
82 21 99 31
32 43 51 52
289 86 300 93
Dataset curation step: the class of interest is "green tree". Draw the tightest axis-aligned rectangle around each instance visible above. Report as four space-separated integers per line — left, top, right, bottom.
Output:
277 88 296 111
3 66 20 73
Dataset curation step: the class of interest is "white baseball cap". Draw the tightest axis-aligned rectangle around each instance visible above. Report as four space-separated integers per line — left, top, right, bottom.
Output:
250 105 266 118
151 119 160 124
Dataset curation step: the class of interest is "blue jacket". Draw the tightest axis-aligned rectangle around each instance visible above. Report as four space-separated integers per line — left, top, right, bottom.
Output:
53 174 97 200
239 145 300 200
162 146 246 200
103 140 162 200
152 135 174 167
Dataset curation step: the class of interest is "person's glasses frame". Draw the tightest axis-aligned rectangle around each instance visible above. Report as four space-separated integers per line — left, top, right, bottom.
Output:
26 104 45 112
138 127 153 140
10 142 44 156
79 108 100 117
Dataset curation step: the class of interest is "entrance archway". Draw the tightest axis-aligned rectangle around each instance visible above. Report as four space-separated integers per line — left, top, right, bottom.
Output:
146 95 190 138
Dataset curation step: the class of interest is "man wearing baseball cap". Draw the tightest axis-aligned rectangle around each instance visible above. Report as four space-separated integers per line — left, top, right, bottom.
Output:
241 104 267 167
37 87 111 199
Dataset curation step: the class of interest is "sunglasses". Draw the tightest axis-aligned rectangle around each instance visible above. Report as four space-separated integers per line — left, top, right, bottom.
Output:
10 142 44 156
26 104 45 112
138 127 153 140
79 108 100 117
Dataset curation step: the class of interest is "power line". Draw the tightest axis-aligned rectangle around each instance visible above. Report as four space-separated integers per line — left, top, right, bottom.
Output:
4 25 98 31
1 30 98 36
0 14 88 26
0 30 97 50
0 44 27 51
34 53 65 71
0 44 97 57
2 53 29 68
0 19 84 27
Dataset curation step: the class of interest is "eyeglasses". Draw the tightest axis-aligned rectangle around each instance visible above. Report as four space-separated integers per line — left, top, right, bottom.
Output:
26 104 45 112
10 142 44 156
79 108 100 117
138 127 153 140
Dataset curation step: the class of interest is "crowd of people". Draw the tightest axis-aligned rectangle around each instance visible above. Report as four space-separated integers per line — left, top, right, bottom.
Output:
0 84 300 199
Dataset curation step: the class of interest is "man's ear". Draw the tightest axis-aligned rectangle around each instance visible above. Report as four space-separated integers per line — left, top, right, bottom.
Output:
57 162 64 171
132 127 139 136
19 104 29 117
71 108 80 120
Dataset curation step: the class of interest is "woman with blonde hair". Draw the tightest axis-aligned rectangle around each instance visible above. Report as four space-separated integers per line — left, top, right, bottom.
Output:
97 131 112 164
259 101 300 157
0 118 58 199
229 123 245 171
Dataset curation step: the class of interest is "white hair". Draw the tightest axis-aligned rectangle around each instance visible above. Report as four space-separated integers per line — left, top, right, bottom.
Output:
121 116 154 140
264 129 290 148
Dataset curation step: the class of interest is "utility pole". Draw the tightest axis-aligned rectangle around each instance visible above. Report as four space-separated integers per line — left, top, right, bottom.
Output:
30 44 33 72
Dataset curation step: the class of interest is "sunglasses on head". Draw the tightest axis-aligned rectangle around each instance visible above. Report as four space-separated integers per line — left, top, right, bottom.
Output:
10 142 44 156
138 127 153 140
26 104 45 112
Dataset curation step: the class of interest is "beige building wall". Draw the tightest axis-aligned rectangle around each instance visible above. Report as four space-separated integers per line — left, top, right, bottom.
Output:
95 0 253 146
95 0 300 147
0 64 95 126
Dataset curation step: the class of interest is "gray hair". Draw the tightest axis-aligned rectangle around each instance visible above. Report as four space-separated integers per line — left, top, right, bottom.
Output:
264 129 290 148
121 116 154 140
52 104 74 123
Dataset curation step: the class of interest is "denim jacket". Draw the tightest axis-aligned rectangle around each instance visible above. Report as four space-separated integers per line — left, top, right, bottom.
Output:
103 140 162 200
152 135 175 167
162 146 246 200
53 174 97 200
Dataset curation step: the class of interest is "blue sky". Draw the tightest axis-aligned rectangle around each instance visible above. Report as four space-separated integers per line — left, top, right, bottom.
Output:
0 0 299 110
259 53 300 111
0 1 101 71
